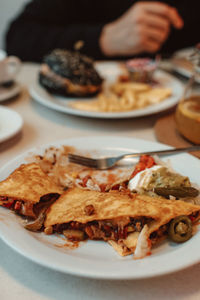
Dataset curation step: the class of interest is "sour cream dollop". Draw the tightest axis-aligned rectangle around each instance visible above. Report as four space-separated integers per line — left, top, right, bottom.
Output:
128 165 163 191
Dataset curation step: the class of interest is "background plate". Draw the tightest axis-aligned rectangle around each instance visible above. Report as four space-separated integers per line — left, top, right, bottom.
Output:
0 82 21 102
0 106 23 143
0 136 200 280
30 62 183 119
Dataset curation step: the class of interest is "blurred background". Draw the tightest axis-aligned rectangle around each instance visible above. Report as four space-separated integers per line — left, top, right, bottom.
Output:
0 0 27 49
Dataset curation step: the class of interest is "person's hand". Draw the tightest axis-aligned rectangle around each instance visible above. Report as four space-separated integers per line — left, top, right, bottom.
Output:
100 1 184 56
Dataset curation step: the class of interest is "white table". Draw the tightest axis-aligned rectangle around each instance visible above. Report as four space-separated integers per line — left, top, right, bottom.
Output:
0 63 200 300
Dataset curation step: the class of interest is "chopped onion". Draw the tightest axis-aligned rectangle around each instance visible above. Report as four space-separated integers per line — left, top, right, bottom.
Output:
134 224 151 259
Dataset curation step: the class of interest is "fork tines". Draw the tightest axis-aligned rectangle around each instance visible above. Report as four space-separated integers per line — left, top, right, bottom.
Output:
68 153 98 168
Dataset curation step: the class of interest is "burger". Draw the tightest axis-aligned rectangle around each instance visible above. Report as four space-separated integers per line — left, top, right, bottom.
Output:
39 49 103 97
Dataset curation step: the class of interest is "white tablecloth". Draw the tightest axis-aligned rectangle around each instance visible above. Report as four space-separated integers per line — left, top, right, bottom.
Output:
1 63 200 300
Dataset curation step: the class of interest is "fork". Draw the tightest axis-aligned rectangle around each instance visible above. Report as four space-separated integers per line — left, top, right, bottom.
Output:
68 145 200 170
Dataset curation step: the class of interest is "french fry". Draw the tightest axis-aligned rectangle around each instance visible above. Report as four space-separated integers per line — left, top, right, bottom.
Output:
111 82 150 95
121 89 137 110
70 80 172 113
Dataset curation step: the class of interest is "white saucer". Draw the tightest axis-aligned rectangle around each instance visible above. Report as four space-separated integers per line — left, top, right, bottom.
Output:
0 106 23 143
0 82 21 102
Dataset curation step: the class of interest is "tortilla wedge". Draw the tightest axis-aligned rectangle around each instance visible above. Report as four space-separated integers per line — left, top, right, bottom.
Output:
44 188 160 226
44 188 200 258
0 163 62 217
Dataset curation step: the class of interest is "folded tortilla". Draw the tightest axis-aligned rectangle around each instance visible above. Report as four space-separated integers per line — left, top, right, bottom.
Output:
0 163 62 217
45 188 200 257
45 188 160 227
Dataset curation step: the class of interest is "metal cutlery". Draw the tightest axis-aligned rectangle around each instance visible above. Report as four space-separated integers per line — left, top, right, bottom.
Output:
68 145 200 170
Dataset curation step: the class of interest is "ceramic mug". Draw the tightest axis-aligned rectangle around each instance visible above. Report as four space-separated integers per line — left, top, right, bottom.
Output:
0 49 21 84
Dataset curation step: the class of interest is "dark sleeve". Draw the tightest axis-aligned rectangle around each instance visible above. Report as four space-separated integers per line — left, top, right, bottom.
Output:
5 0 105 62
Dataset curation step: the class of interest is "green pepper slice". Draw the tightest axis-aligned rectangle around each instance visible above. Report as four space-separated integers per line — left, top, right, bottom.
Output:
154 187 199 198
168 215 192 243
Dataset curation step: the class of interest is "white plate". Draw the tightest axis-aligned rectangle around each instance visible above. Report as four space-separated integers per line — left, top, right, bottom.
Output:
0 136 200 280
0 106 23 143
30 62 183 119
172 47 200 83
0 82 21 102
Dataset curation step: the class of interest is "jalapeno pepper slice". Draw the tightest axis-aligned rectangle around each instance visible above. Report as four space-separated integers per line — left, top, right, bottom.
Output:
168 215 192 243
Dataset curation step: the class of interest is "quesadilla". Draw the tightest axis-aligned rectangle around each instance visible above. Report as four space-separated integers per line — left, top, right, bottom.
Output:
44 187 200 258
0 163 62 218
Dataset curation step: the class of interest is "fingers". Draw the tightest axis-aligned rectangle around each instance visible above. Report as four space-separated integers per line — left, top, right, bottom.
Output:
137 24 170 53
142 13 170 32
137 21 170 53
131 1 184 54
168 7 183 29
100 1 184 57
142 38 161 53
135 1 184 29
143 25 169 44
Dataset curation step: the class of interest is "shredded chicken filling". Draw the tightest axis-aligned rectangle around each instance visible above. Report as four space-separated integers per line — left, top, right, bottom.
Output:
150 224 168 244
52 217 154 242
0 196 35 217
0 193 60 220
